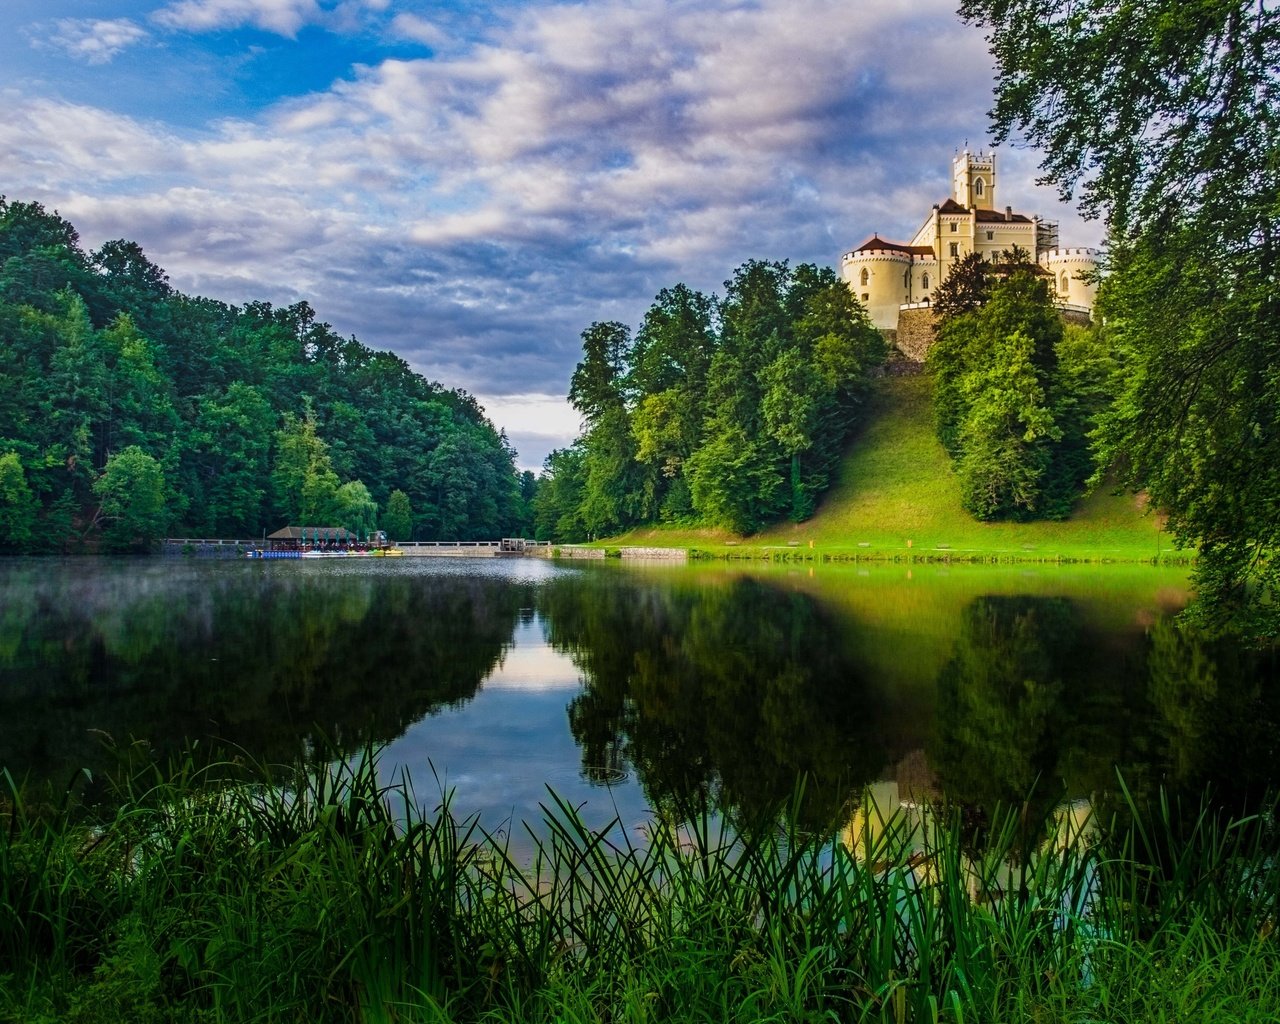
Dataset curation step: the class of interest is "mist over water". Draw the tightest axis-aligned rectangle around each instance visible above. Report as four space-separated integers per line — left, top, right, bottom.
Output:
3 557 1275 834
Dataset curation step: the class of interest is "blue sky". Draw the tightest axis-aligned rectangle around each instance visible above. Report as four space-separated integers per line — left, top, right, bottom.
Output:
1 0 1100 470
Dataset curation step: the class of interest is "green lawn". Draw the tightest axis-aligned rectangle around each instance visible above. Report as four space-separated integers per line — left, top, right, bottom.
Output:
608 373 1184 563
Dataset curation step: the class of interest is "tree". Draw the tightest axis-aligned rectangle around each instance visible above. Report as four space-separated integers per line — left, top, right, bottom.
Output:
333 480 378 539
272 411 339 525
92 446 167 551
533 446 588 542
928 270 1068 519
382 489 413 542
0 452 36 551
761 348 822 520
627 284 717 398
961 0 1280 633
546 260 883 537
932 251 991 321
0 197 85 263
956 328 1059 520
578 404 644 537
0 198 529 545
185 383 273 536
568 322 630 423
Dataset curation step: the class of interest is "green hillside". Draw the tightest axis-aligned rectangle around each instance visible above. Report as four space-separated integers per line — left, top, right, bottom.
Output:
608 372 1184 563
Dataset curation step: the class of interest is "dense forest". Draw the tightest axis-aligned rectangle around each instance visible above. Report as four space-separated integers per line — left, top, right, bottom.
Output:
926 249 1112 521
534 260 887 540
0 197 533 551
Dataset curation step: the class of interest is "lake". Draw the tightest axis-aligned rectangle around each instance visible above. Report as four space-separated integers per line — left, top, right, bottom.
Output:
2 556 1276 837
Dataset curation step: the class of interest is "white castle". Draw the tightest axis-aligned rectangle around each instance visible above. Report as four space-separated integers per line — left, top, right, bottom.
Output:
840 149 1100 333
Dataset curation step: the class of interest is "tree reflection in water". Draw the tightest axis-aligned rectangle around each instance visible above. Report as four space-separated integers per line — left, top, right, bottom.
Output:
541 573 892 829
0 561 528 784
547 574 1278 840
3 559 1276 840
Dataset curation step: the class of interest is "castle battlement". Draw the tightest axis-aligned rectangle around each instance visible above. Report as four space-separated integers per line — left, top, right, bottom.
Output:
1040 247 1100 259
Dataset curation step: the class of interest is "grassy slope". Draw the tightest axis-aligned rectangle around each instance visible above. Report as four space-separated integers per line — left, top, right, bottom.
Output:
608 373 1184 562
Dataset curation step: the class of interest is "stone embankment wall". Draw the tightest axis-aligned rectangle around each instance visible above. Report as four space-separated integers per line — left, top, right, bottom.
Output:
895 307 938 362
619 547 688 562
540 546 604 559
893 305 1090 361
529 545 688 562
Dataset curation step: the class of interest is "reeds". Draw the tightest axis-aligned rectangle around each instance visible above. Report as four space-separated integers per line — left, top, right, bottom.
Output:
1 750 1276 1023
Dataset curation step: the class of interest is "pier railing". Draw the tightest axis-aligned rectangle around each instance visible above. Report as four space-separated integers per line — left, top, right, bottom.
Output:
161 538 555 557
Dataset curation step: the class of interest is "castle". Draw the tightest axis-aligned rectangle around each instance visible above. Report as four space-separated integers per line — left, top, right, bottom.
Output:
840 149 1100 346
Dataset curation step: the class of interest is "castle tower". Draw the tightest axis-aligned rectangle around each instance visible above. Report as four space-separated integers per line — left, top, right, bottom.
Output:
840 237 936 331
951 149 995 210
1038 247 1101 310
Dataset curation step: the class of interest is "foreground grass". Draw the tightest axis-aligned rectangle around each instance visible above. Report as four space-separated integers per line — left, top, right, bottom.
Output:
3 752 1277 1023
607 374 1183 563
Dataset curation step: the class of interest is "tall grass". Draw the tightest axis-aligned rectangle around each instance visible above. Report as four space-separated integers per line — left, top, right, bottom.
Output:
1 751 1276 1023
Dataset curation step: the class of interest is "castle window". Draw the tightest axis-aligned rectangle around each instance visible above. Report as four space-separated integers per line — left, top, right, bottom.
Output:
861 293 869 302
1060 272 1070 293
949 242 959 258
975 178 985 197
986 230 994 240
951 222 957 232
903 269 910 288
860 268 869 287
922 272 930 290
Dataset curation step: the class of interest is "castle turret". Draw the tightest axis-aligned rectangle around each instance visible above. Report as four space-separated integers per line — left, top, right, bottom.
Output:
841 236 937 330
1038 247 1101 311
952 149 995 211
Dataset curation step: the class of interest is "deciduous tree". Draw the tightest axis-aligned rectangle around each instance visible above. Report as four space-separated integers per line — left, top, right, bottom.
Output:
382 489 412 542
92 446 167 551
962 0 1280 633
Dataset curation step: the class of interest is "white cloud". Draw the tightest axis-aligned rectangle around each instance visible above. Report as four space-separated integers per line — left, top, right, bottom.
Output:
480 392 583 439
0 99 185 181
41 18 150 65
152 0 325 37
389 12 450 48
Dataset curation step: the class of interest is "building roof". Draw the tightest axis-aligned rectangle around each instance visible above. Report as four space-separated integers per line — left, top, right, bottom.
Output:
934 197 1033 223
267 526 354 540
850 235 934 256
975 208 1033 224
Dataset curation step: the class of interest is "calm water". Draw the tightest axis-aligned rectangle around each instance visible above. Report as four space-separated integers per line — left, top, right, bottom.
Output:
2 556 1276 835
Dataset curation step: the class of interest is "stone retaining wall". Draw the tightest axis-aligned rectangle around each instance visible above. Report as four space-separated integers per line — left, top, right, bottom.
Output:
552 546 606 559
619 547 688 562
895 306 938 362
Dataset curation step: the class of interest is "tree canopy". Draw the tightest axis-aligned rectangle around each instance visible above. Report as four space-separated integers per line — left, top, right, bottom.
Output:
0 196 529 550
535 261 885 539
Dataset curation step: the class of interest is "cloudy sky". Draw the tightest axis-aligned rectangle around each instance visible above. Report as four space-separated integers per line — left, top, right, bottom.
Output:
0 0 1100 470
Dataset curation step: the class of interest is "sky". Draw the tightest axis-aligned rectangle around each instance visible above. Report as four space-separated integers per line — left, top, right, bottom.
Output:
0 0 1101 471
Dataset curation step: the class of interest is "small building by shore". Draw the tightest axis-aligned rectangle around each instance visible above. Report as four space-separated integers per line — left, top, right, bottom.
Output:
267 526 359 551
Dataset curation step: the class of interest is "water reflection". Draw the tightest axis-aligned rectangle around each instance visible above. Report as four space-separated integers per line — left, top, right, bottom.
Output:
1 558 1276 836
538 567 1277 834
540 573 890 828
1129 618 1280 813
0 558 536 782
